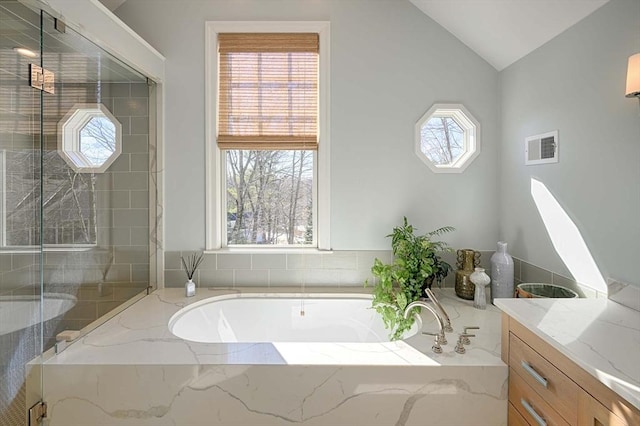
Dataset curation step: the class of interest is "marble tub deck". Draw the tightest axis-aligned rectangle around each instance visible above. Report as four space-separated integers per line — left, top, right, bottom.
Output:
30 287 508 426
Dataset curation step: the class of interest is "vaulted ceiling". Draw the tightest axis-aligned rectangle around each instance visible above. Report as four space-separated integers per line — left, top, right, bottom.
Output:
99 0 611 71
408 0 610 70
98 0 127 12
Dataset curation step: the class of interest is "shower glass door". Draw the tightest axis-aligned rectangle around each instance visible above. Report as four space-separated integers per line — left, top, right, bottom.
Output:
0 2 45 424
38 7 151 418
1 2 153 424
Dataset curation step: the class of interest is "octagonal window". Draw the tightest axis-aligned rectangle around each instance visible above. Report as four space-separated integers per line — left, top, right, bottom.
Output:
58 104 122 173
415 103 480 173
80 116 116 166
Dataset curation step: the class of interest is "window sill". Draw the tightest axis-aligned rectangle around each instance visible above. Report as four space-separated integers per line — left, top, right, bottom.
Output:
204 247 333 255
0 245 98 254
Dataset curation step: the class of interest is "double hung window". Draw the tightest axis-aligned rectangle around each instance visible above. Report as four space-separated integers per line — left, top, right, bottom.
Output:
206 22 329 249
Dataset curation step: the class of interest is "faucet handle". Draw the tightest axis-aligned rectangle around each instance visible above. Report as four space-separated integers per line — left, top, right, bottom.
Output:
462 326 480 344
422 331 447 345
421 332 445 352
455 333 476 354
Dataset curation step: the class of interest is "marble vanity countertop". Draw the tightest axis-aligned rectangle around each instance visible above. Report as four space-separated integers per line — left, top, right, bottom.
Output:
45 287 505 368
495 297 640 410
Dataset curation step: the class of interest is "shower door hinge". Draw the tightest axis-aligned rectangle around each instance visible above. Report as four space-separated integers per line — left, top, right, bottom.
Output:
28 401 47 425
54 18 66 33
29 64 55 94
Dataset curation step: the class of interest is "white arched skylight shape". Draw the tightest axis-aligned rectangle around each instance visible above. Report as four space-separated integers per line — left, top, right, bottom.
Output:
57 103 122 173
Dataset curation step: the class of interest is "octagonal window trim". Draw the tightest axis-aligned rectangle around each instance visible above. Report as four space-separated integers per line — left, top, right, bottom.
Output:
415 103 481 173
57 103 122 173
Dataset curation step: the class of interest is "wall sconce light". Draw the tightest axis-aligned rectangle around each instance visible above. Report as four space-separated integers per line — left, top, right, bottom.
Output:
626 53 640 99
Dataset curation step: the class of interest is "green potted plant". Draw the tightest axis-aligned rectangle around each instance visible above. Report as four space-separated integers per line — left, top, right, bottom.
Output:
366 217 454 340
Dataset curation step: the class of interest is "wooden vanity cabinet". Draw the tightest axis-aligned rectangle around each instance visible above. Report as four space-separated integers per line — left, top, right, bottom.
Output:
502 313 640 426
578 391 627 426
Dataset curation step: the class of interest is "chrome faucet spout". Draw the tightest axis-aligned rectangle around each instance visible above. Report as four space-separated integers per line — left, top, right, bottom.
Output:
424 288 454 333
403 300 446 353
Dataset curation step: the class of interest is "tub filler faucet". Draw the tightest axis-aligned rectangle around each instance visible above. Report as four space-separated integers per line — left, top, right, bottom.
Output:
403 300 446 354
424 288 454 333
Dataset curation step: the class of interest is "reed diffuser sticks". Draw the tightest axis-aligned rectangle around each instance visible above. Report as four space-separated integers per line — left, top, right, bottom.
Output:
181 252 204 280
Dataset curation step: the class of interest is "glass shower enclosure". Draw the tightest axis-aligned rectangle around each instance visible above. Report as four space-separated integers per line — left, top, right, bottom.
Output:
0 1 156 424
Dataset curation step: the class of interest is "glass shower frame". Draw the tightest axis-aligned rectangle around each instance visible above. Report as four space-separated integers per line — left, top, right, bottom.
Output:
0 2 157 424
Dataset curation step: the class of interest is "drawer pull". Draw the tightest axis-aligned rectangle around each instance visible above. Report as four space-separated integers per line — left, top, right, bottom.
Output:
521 361 548 388
520 398 547 426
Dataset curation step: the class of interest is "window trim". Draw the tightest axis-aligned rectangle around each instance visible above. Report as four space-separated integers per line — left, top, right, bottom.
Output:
57 103 122 173
205 21 331 251
415 103 481 174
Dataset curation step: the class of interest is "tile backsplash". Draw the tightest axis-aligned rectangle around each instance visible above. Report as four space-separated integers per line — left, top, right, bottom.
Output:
163 250 497 289
164 250 620 303
513 258 600 299
607 278 640 312
164 250 391 288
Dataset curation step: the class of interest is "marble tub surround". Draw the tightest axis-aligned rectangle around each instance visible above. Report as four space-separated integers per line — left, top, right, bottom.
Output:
495 297 640 410
30 287 508 425
38 364 506 426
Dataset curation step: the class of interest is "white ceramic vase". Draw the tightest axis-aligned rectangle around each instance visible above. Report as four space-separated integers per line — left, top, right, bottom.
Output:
470 267 490 310
490 241 514 303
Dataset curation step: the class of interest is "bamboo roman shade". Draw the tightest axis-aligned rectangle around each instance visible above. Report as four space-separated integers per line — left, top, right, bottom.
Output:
217 33 319 150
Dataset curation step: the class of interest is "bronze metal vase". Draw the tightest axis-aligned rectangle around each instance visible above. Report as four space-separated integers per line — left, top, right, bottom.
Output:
455 249 481 300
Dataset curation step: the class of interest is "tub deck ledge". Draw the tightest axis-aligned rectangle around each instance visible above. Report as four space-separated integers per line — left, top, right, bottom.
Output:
44 287 505 367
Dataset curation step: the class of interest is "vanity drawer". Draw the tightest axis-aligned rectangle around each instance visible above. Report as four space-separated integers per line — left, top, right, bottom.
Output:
508 402 529 426
509 369 570 426
509 333 578 424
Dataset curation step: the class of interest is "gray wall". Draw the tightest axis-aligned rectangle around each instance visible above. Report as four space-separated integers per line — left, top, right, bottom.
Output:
499 0 640 288
115 0 501 251
117 0 640 290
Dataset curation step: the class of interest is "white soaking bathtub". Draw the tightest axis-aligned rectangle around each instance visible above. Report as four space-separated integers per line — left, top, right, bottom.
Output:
168 293 420 343
0 293 76 336
33 288 508 426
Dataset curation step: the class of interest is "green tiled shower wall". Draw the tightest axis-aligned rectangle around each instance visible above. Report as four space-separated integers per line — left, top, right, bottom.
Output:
0 81 151 346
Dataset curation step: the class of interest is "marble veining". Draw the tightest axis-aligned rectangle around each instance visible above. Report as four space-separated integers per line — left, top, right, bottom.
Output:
495 297 640 410
30 287 507 425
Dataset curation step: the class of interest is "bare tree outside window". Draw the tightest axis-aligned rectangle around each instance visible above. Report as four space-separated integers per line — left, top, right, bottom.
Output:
226 149 313 245
420 117 464 166
2 150 97 246
415 104 480 174
58 104 121 173
79 116 116 166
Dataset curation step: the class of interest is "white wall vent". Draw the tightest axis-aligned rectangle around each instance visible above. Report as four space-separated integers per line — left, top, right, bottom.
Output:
525 130 558 165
